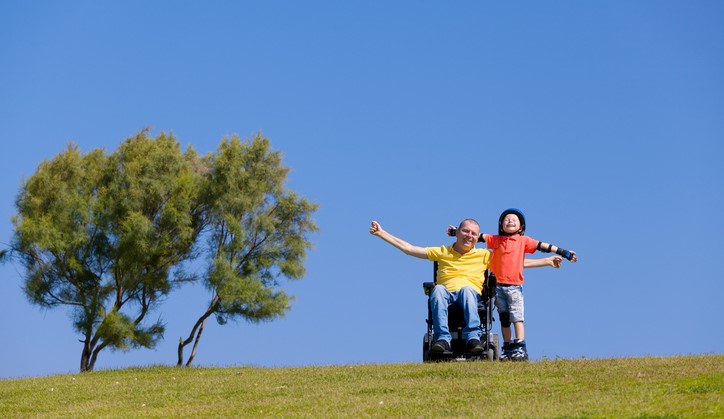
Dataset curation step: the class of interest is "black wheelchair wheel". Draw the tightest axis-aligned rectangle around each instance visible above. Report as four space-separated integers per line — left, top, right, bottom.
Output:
422 334 431 362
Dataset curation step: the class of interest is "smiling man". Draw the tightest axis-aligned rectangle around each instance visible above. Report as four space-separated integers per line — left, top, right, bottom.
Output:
369 219 489 353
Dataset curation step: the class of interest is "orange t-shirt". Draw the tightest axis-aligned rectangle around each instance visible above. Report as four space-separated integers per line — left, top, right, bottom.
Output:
485 234 538 285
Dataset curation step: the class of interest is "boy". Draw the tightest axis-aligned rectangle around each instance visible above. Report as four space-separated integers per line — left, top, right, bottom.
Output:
448 208 577 361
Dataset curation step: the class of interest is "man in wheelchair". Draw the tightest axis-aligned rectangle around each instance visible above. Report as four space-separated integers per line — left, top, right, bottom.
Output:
423 262 499 361
370 219 491 356
370 219 562 362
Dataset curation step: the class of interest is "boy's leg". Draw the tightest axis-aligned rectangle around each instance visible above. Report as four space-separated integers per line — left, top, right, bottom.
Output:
513 321 525 341
501 325 512 342
495 285 514 360
508 287 528 361
507 286 524 327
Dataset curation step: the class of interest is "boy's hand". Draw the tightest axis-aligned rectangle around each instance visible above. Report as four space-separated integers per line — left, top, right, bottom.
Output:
568 251 578 262
447 225 456 236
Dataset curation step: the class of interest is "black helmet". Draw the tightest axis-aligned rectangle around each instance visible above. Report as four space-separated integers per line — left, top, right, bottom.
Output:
498 208 526 236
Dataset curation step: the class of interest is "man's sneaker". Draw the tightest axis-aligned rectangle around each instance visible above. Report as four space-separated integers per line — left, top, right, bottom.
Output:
510 339 528 361
466 338 484 353
500 341 513 361
430 340 451 352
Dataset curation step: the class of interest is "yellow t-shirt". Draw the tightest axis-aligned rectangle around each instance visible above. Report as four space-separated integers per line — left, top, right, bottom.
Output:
425 245 491 295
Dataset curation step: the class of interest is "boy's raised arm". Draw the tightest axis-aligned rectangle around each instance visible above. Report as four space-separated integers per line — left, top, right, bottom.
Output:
537 241 578 262
370 221 429 259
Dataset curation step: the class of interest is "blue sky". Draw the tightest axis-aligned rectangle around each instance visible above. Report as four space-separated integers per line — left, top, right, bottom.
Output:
1 1 722 378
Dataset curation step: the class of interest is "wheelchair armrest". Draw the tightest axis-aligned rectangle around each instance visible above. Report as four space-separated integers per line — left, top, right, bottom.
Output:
423 282 435 295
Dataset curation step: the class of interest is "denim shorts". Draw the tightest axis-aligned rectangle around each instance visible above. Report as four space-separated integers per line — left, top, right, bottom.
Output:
495 284 524 323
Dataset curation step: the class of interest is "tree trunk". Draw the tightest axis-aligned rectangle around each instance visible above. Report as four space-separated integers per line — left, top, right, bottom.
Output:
88 340 110 372
80 325 96 372
177 317 209 367
177 296 218 366
185 319 206 366
80 341 92 372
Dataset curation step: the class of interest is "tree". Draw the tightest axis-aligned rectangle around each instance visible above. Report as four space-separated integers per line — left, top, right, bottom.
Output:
9 130 203 372
177 133 317 367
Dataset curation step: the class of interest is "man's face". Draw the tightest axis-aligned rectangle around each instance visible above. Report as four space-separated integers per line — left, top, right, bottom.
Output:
456 221 480 251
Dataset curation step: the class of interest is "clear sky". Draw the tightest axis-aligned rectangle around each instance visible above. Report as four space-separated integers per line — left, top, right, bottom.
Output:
1 1 722 379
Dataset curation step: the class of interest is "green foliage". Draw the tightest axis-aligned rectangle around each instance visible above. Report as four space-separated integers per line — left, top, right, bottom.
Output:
0 356 721 417
8 129 317 371
177 133 317 365
12 145 115 357
205 134 316 313
209 258 291 325
95 310 135 350
10 131 203 371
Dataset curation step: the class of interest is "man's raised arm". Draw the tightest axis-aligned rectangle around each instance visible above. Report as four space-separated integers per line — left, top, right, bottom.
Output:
369 221 429 259
524 256 562 269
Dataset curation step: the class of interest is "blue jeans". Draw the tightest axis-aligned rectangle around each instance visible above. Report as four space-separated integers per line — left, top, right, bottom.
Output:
430 285 483 343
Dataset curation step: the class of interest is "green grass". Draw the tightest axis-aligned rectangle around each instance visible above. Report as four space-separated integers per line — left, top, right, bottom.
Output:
1 355 721 417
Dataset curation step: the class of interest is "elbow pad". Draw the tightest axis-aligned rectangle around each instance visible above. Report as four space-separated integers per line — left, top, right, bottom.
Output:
537 242 553 253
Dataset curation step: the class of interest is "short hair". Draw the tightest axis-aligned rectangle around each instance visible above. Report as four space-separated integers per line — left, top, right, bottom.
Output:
458 218 480 232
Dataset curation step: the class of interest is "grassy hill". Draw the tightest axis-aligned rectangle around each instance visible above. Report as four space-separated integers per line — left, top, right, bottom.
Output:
1 355 721 417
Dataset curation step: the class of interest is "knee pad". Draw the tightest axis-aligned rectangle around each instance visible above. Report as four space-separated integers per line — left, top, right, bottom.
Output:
499 312 511 328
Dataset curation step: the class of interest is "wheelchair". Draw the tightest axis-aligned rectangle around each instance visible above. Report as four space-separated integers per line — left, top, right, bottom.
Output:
422 262 500 362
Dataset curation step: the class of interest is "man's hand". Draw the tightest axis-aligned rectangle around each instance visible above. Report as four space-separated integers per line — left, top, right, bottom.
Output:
369 220 427 258
548 256 563 268
369 220 383 236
